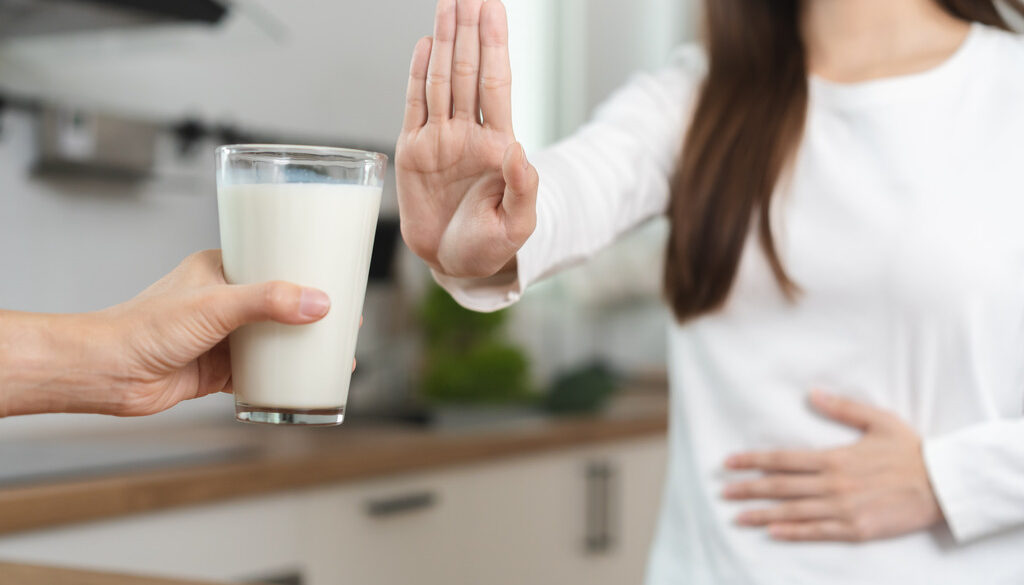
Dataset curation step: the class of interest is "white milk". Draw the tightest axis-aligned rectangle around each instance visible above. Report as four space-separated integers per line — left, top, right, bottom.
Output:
217 183 381 410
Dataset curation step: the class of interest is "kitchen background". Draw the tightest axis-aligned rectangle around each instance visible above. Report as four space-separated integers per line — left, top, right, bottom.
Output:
0 1 693 584
0 0 694 439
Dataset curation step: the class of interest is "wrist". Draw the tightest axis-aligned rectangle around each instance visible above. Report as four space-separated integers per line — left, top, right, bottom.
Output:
0 310 124 416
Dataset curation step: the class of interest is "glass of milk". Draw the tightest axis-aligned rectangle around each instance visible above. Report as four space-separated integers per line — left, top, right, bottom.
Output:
216 144 387 426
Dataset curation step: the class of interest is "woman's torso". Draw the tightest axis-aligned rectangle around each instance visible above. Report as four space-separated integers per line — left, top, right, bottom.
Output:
647 23 1024 585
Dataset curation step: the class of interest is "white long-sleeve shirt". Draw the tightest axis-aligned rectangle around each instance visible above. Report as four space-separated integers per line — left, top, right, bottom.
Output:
434 23 1024 585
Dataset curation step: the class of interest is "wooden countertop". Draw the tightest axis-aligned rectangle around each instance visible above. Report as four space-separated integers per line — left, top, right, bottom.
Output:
0 392 667 537
0 561 257 585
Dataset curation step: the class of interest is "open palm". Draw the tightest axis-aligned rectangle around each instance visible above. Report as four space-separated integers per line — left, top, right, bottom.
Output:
396 0 539 279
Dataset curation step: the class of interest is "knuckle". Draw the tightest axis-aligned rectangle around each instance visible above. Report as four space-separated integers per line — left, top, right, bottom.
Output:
781 503 801 519
180 250 224 283
823 451 845 469
481 31 507 47
836 496 858 518
827 476 848 494
184 249 217 268
850 517 874 542
828 474 859 493
452 60 478 77
479 75 511 91
426 74 449 87
764 477 784 495
833 403 852 418
264 281 297 313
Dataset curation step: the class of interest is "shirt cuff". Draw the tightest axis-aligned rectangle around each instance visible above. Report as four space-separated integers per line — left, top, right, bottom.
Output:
923 430 1012 543
431 231 550 312
430 267 524 313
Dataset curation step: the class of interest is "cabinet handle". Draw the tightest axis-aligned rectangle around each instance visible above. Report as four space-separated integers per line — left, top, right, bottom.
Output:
366 491 437 518
585 461 617 554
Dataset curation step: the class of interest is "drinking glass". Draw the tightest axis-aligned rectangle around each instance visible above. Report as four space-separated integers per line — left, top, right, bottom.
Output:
216 144 387 426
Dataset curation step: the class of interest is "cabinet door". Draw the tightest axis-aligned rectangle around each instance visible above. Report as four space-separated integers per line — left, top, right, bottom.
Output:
449 437 667 585
294 472 468 585
573 438 668 585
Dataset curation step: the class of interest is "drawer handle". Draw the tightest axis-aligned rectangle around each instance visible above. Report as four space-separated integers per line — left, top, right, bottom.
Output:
366 491 437 518
585 461 617 554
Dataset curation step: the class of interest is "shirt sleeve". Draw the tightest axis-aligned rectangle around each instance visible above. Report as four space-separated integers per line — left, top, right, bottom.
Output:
434 45 706 312
922 420 1024 542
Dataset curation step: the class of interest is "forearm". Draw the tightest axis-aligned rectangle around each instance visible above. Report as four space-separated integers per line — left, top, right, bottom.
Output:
0 310 120 417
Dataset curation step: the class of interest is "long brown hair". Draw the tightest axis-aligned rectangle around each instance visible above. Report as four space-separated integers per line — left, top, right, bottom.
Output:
664 0 1024 322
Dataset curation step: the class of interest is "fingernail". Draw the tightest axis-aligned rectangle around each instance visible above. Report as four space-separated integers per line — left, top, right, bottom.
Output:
299 288 331 319
722 485 739 498
519 143 529 170
735 513 754 526
724 455 741 469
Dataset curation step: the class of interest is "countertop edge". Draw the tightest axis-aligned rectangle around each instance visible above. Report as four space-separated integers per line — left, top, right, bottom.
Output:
0 561 261 585
0 412 666 537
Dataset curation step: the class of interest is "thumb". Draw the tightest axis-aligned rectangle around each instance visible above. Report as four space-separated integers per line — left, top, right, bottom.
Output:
500 142 539 242
207 281 331 336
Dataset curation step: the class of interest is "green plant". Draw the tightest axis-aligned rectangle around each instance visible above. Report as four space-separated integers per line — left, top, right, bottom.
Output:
419 283 532 405
542 361 621 415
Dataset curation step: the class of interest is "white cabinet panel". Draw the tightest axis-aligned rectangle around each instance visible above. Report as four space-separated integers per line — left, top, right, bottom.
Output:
0 490 305 582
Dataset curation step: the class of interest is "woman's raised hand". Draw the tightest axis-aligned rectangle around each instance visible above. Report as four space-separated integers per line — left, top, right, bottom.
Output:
396 0 539 279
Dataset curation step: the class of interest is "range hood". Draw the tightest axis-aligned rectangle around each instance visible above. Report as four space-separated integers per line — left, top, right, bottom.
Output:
0 0 229 39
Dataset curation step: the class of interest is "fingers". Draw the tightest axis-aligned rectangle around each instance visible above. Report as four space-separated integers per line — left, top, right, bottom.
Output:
195 339 233 398
479 0 513 131
768 521 853 542
186 249 225 277
167 249 226 290
726 449 829 473
735 498 835 526
453 0 483 120
213 282 331 334
723 474 832 500
500 142 538 243
810 390 890 431
426 0 456 121
403 37 433 131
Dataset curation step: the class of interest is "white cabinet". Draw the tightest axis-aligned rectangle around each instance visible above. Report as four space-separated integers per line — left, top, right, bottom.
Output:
0 437 667 585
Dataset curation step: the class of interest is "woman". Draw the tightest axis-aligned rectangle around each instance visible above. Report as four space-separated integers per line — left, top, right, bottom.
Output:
395 0 1024 583
0 250 332 417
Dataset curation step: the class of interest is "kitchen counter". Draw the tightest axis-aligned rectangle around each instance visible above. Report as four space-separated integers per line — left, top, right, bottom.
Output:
0 561 257 585
0 391 667 537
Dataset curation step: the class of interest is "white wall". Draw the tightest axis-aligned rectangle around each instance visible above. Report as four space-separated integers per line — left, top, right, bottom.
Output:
553 0 697 136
